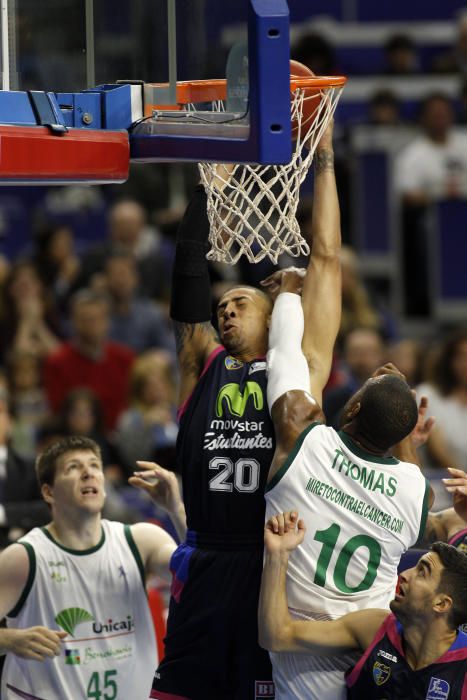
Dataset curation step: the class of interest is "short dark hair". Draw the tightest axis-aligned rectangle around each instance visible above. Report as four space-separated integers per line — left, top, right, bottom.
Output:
355 375 418 450
432 542 467 629
418 92 453 120
36 436 101 488
370 89 399 109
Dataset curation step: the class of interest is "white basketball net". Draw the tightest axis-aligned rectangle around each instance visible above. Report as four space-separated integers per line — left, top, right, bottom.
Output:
197 85 344 264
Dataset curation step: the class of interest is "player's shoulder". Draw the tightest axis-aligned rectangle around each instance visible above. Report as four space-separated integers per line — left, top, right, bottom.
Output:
0 542 31 584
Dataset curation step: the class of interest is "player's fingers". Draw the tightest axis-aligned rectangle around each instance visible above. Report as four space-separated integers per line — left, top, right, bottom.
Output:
417 395 428 409
268 516 279 534
423 416 435 431
132 470 164 484
442 477 467 486
136 461 163 472
23 649 49 661
128 477 154 493
30 637 59 657
446 467 467 477
277 513 285 535
297 518 306 531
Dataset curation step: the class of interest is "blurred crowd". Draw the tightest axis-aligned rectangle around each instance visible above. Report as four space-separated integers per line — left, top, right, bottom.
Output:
0 6 467 550
0 175 465 550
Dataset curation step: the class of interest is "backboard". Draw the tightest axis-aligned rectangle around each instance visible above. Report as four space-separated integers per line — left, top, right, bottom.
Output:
0 0 295 173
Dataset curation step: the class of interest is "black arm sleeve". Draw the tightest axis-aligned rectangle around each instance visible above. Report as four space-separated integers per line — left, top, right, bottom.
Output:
170 184 212 323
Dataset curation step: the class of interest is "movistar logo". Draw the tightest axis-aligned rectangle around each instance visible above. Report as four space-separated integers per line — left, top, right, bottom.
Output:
216 382 263 417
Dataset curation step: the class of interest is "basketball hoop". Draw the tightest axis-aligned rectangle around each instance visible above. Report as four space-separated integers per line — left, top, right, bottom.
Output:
148 73 346 264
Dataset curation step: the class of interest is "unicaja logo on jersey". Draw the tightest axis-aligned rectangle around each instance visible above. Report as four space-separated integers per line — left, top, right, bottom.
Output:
216 382 263 417
92 615 134 634
55 607 94 636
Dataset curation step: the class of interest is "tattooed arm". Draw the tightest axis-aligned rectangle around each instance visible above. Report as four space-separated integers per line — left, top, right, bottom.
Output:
301 120 342 406
174 321 220 406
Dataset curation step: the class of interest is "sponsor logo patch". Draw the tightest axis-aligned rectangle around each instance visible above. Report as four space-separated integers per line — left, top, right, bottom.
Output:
65 649 80 665
255 680 275 699
372 661 391 686
55 607 94 636
216 382 263 417
377 649 397 663
426 677 450 700
249 361 266 375
225 356 244 370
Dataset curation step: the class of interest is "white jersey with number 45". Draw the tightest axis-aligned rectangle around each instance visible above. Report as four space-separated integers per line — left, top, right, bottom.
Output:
265 421 429 617
2 520 157 700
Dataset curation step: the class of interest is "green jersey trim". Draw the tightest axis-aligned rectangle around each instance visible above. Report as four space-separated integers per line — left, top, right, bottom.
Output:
338 431 399 465
265 422 321 493
40 525 105 555
124 524 146 590
8 542 36 618
416 478 431 545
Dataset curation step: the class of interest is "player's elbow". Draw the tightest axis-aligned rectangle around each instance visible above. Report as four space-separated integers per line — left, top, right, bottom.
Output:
258 623 294 653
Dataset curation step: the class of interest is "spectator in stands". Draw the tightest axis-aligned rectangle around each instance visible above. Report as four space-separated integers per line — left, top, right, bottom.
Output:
40 388 118 469
395 93 467 314
417 329 467 470
368 89 402 126
0 261 61 363
387 338 424 387
43 290 134 432
432 12 467 75
77 199 173 300
323 327 386 428
114 351 178 476
384 33 419 75
104 252 175 355
340 245 398 341
7 351 50 461
0 392 49 549
395 93 467 204
32 222 80 312
291 33 337 75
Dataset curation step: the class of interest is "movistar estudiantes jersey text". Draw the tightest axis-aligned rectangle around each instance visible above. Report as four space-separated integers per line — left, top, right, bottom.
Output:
2 521 157 700
178 347 275 537
346 614 467 699
265 422 430 616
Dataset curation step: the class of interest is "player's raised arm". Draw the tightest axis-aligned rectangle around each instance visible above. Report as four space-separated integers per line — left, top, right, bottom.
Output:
301 119 342 406
265 273 324 470
170 183 221 404
258 511 387 655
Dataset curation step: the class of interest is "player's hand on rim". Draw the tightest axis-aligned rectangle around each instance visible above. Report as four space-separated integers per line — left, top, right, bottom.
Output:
260 267 305 300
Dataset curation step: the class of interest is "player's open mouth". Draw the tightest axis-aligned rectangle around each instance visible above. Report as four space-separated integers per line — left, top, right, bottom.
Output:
394 587 406 601
81 486 98 495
